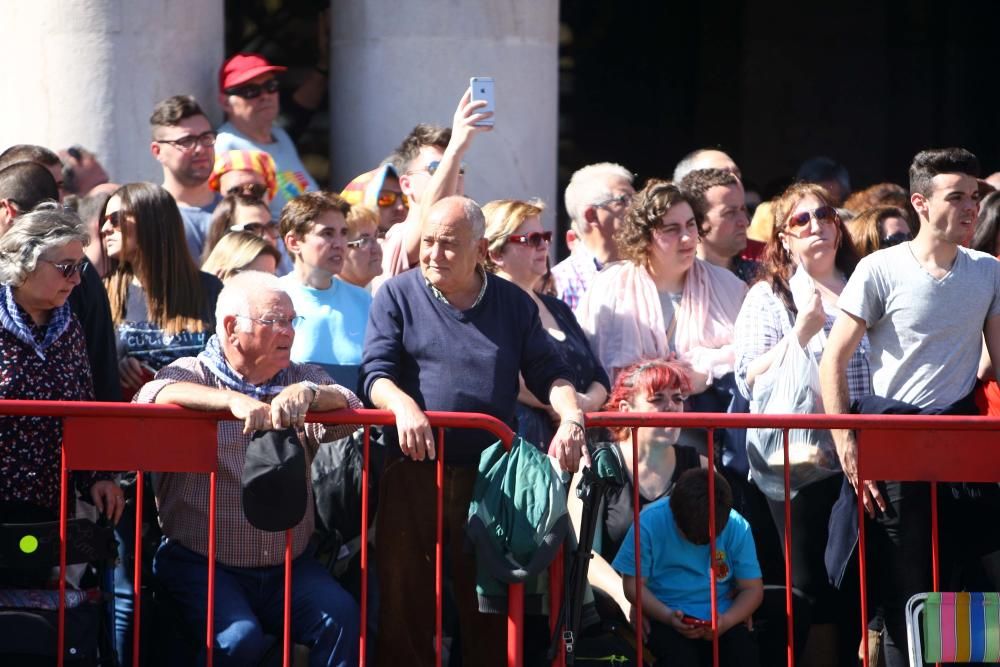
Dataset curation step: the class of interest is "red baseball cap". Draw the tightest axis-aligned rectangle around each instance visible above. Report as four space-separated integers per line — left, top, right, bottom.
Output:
219 53 287 91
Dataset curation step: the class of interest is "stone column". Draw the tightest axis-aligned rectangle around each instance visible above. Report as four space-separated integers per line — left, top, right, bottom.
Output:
0 0 224 184
329 0 560 228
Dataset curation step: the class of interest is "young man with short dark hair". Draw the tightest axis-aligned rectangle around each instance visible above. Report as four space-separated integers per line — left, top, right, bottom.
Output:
820 147 1000 667
150 94 220 261
680 168 755 283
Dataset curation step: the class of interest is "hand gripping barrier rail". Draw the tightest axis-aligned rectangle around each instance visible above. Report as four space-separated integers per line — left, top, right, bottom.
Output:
582 411 1000 667
0 400 532 667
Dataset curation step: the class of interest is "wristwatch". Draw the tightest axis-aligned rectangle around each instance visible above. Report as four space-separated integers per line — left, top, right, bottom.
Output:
301 381 321 409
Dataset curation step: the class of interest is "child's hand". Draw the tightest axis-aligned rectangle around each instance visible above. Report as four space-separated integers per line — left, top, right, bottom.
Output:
668 609 711 640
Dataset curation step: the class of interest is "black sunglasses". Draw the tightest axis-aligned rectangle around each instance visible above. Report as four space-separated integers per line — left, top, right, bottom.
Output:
227 183 268 200
41 258 88 278
224 78 280 99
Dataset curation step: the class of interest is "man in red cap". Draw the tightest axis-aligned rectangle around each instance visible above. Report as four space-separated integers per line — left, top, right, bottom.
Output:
216 53 319 220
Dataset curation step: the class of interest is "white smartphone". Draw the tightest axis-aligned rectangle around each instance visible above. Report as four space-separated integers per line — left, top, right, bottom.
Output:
469 76 495 127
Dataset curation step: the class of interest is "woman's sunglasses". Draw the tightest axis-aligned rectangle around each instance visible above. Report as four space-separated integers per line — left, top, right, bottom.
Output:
227 183 268 200
224 78 280 100
787 205 838 228
103 211 122 228
41 258 88 278
507 231 552 248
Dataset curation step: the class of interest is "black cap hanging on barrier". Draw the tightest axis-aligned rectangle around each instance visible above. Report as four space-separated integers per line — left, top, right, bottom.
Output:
242 428 307 532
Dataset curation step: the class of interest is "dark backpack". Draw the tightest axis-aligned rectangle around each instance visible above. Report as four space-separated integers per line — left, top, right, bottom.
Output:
311 428 383 588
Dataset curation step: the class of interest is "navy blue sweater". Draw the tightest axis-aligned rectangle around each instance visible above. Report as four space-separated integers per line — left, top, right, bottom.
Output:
360 269 573 465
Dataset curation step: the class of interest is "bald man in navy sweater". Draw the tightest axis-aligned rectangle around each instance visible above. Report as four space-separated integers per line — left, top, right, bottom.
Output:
360 195 586 667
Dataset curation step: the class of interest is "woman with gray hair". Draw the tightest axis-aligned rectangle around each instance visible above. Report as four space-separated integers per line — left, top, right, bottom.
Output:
0 203 123 522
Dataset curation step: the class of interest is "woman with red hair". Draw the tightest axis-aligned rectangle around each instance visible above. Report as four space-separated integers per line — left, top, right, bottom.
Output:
567 358 707 628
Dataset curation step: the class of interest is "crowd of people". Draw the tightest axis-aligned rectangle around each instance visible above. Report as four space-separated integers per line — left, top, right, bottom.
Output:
1 49 1000 667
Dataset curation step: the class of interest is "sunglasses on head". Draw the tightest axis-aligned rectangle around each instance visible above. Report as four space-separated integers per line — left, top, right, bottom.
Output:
507 231 552 248
787 205 838 228
230 221 279 236
41 258 88 279
227 183 268 200
377 190 409 209
224 78 280 100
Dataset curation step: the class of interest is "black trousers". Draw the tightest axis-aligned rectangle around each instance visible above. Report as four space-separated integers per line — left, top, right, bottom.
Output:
646 621 758 667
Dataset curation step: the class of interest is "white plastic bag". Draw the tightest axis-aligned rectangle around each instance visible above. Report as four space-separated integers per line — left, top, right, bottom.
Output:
747 271 840 500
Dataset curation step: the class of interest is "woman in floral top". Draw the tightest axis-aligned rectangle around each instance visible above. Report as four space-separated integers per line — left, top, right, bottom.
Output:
0 204 122 521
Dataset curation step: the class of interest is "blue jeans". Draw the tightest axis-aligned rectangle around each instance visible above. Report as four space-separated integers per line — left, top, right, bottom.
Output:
153 538 359 667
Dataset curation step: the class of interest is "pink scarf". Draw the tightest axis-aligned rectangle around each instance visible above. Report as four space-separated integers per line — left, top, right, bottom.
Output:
577 259 747 380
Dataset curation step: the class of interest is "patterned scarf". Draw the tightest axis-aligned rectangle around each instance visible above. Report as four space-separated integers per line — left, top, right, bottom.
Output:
196 334 289 400
0 284 72 360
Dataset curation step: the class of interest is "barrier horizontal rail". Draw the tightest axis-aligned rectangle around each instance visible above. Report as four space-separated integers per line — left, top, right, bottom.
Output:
0 401 519 667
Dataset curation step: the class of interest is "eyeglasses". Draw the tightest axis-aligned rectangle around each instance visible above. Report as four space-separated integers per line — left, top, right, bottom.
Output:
224 78 280 99
787 205 838 228
377 190 409 209
346 236 378 250
40 258 88 278
230 221 279 237
226 183 268 200
408 160 467 177
155 131 217 151
507 231 552 248
103 211 122 228
236 314 303 330
594 193 632 208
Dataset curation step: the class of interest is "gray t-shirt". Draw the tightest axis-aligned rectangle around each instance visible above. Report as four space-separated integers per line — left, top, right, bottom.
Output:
837 242 1000 409
658 290 683 353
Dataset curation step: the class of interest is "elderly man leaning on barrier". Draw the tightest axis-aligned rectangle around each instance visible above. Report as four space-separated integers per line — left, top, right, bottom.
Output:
359 195 588 667
135 271 361 667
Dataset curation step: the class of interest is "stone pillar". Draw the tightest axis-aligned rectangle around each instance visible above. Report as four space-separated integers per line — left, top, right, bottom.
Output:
0 0 224 184
329 0 560 229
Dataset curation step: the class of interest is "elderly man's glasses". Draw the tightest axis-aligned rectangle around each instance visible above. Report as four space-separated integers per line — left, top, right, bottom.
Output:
377 191 409 209
507 231 552 248
788 205 838 228
346 236 378 250
225 79 280 99
155 131 217 151
41 258 88 278
236 314 303 330
227 183 268 200
594 193 632 208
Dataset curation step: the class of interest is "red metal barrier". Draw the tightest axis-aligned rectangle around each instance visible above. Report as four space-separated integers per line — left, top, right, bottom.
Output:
0 401 518 667
6 399 999 667
583 411 1000 667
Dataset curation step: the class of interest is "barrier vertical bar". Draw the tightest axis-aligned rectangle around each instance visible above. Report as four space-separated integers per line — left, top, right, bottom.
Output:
858 465 869 667
435 427 445 667
206 471 217 667
630 426 643 667
283 529 293 667
548 545 565 667
58 448 68 667
930 482 939 593
508 582 524 667
707 428 718 667
782 428 794 667
133 470 144 667
359 426 371 666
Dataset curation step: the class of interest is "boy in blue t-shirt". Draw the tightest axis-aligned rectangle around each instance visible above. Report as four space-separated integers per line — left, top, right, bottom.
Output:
612 469 763 666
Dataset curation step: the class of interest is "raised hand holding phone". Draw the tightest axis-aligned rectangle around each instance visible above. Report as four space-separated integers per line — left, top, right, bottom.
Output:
469 76 495 127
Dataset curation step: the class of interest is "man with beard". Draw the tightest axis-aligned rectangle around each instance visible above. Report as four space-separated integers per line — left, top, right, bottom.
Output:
150 95 221 262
